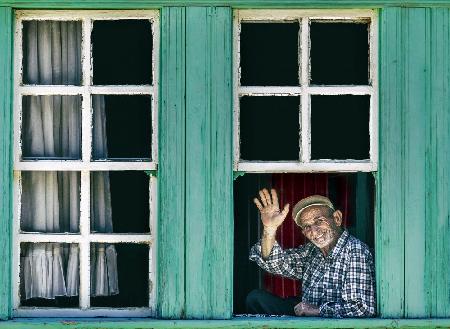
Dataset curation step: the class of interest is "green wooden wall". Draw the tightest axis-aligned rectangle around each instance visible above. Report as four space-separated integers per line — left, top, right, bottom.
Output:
0 1 449 326
378 7 450 318
0 6 12 321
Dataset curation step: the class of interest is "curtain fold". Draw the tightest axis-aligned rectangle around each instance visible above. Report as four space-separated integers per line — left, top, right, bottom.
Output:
20 20 119 300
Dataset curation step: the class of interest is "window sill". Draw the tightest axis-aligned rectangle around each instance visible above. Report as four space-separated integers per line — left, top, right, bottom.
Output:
0 317 449 328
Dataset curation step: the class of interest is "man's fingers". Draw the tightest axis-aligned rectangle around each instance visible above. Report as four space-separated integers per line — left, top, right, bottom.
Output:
271 189 279 209
259 190 268 206
262 188 272 205
253 198 263 211
281 203 290 218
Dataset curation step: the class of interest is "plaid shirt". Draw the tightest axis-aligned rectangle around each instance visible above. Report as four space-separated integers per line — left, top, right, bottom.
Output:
249 230 376 318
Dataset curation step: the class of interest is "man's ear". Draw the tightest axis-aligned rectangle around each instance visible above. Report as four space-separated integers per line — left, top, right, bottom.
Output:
332 210 343 226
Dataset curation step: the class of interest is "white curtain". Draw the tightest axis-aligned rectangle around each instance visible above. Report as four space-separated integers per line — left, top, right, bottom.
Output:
20 20 119 300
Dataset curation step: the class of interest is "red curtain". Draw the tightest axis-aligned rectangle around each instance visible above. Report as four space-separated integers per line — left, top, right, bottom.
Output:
264 173 351 298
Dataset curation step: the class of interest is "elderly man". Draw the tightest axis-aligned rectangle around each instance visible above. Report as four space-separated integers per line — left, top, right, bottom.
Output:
247 188 375 318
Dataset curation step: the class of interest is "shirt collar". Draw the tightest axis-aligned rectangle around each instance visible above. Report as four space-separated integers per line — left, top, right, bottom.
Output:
328 230 349 260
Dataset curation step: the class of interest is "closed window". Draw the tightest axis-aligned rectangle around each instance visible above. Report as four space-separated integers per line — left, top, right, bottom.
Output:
13 10 159 317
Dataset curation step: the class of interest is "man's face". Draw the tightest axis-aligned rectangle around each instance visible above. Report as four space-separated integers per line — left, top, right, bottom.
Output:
298 205 342 249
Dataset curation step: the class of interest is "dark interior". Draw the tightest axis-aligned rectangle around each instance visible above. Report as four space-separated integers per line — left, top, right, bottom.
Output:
310 22 369 85
310 95 370 160
233 172 374 314
92 19 153 85
240 22 299 86
92 95 152 160
239 96 300 161
91 243 149 307
91 171 150 233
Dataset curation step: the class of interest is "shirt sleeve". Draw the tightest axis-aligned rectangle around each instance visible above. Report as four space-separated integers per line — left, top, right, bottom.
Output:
249 240 309 280
319 247 376 318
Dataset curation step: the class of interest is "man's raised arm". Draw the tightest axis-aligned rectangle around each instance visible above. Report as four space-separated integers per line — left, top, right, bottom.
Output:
253 188 290 259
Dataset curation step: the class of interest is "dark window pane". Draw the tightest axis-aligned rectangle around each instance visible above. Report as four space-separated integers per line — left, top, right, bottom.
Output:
23 21 82 85
240 96 299 161
21 171 80 233
92 95 152 160
92 20 153 85
311 95 370 160
91 243 149 307
91 171 150 233
310 22 369 85
20 243 79 307
240 23 299 86
22 96 81 160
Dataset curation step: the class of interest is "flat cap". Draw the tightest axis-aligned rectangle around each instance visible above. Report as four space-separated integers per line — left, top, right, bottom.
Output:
292 195 334 226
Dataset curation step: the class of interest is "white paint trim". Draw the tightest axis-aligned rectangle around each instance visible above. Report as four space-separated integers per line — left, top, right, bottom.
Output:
237 9 377 21
12 172 21 310
148 176 157 315
151 12 160 164
239 86 301 95
237 161 376 173
234 10 378 171
233 11 241 170
14 308 152 317
16 10 160 20
300 18 310 162
307 86 373 95
15 161 157 171
79 170 90 309
18 233 153 244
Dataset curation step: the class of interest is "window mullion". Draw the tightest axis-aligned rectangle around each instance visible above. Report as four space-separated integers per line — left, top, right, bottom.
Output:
300 17 310 163
79 170 91 309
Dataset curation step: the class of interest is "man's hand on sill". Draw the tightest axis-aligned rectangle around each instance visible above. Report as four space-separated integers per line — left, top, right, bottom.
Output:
294 302 320 317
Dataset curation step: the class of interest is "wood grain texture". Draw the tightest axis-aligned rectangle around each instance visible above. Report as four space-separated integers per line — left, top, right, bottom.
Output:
185 6 233 319
0 6 12 321
427 8 450 318
158 6 186 318
378 7 405 318
403 8 427 318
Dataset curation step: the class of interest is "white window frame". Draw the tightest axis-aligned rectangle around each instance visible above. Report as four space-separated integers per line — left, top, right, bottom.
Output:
233 9 378 173
12 10 159 317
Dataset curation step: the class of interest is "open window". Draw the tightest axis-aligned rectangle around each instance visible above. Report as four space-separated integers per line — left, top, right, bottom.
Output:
13 10 159 317
233 9 377 314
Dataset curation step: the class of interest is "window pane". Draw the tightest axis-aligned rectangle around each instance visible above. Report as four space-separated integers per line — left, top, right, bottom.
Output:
310 22 369 85
20 243 79 307
240 22 299 86
21 171 80 233
22 95 82 160
91 171 150 234
22 21 82 85
92 95 152 160
233 173 374 314
92 20 153 85
240 96 300 161
311 95 370 160
90 243 149 307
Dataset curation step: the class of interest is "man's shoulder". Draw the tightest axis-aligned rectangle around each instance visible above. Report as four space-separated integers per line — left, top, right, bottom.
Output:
344 233 373 258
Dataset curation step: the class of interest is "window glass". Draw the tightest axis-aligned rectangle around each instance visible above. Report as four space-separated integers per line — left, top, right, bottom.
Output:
92 20 153 85
240 22 299 86
22 21 82 85
310 22 369 85
92 95 152 160
311 95 370 160
240 96 300 161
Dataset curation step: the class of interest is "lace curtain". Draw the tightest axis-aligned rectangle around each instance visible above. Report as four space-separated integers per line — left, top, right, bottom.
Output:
20 20 119 300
